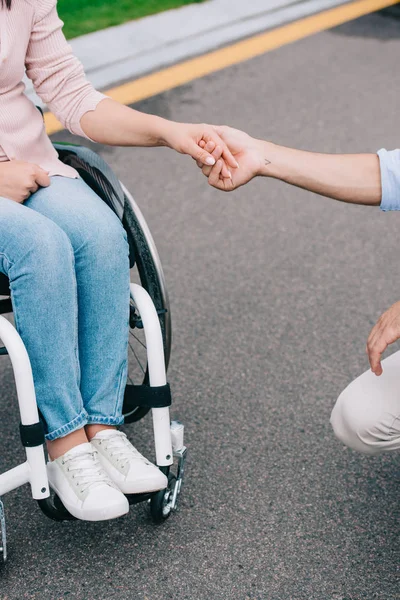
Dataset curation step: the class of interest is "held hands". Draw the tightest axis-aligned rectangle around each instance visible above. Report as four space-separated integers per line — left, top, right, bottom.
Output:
163 121 239 177
367 301 400 376
0 161 50 203
164 123 265 186
195 126 266 191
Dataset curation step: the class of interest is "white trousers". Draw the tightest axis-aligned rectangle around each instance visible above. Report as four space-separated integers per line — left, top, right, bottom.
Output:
331 350 400 455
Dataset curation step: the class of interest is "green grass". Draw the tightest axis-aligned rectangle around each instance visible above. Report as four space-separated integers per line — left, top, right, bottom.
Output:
58 0 206 39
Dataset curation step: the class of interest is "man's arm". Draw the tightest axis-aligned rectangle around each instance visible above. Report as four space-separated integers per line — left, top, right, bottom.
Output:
198 128 400 375
198 127 384 206
259 142 381 206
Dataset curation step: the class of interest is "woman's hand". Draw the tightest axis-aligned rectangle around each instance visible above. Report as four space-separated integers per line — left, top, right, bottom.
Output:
196 126 265 191
0 161 50 203
161 121 239 178
366 301 400 375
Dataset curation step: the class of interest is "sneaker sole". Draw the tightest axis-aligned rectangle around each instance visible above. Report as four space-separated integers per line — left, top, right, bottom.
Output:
118 478 168 495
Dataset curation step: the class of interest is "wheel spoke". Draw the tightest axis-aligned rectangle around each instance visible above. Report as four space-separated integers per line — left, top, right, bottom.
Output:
128 340 145 375
129 330 147 350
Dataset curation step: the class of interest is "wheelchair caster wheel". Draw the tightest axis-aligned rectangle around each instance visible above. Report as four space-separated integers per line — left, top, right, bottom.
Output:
149 487 172 524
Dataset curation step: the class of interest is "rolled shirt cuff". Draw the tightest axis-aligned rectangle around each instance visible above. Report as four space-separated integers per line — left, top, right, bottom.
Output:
68 91 108 140
377 148 400 211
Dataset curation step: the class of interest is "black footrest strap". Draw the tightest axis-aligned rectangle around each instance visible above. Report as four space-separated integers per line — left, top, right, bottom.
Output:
19 421 45 447
124 383 172 409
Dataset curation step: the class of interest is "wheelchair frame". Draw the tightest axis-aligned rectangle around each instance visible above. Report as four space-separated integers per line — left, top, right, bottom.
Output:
0 144 187 562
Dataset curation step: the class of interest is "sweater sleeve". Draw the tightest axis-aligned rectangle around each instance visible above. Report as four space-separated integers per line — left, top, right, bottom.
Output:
377 148 400 211
25 0 107 138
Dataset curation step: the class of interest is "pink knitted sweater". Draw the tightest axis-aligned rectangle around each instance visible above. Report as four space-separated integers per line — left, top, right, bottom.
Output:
0 0 107 178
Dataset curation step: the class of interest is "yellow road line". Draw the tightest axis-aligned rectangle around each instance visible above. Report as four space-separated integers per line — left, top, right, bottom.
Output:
45 0 399 135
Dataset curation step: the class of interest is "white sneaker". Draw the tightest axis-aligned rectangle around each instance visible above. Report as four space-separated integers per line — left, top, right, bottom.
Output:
91 430 168 494
47 442 129 521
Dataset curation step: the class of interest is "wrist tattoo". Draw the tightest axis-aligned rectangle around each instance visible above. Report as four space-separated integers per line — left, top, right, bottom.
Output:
264 158 271 166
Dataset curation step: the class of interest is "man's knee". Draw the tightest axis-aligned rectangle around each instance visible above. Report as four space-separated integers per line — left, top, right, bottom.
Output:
330 386 388 456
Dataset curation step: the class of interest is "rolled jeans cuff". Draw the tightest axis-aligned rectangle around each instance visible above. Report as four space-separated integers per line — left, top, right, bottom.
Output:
45 409 89 441
86 415 125 426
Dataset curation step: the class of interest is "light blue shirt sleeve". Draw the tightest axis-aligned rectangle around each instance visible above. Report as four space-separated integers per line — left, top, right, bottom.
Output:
377 148 400 211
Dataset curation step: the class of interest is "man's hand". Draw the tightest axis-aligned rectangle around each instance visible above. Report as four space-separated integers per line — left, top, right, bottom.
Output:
196 126 265 191
366 301 400 375
0 161 50 203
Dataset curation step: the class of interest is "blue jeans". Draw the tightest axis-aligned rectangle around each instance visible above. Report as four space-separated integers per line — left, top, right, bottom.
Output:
0 176 130 440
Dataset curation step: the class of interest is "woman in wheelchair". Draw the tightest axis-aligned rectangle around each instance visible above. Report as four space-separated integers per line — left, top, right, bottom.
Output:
0 0 237 522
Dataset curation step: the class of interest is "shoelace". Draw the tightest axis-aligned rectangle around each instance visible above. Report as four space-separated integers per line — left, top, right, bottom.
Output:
62 448 113 494
98 432 150 470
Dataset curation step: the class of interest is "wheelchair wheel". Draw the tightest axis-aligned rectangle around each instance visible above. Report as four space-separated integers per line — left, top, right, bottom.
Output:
149 473 175 524
121 184 172 423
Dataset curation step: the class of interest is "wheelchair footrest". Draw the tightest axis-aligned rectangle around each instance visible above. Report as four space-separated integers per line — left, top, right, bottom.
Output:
125 492 153 505
0 499 7 562
37 496 76 522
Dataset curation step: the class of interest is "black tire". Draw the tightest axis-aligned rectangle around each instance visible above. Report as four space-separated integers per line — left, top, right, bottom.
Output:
149 472 175 524
149 487 172 524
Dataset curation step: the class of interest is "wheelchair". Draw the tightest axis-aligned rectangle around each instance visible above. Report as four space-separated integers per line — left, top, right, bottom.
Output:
0 143 187 563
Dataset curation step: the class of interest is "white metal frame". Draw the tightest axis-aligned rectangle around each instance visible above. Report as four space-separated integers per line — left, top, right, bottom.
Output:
0 283 182 561
0 316 48 500
129 283 173 467
0 284 174 503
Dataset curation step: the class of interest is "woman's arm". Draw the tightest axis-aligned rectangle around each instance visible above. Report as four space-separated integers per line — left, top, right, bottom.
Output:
25 0 238 171
25 0 106 139
79 99 239 169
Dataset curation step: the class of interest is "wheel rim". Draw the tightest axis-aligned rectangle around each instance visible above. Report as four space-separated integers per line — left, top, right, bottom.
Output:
162 490 172 518
127 294 149 387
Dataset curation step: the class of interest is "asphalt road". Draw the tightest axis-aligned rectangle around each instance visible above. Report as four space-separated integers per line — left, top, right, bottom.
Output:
1 7 400 600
